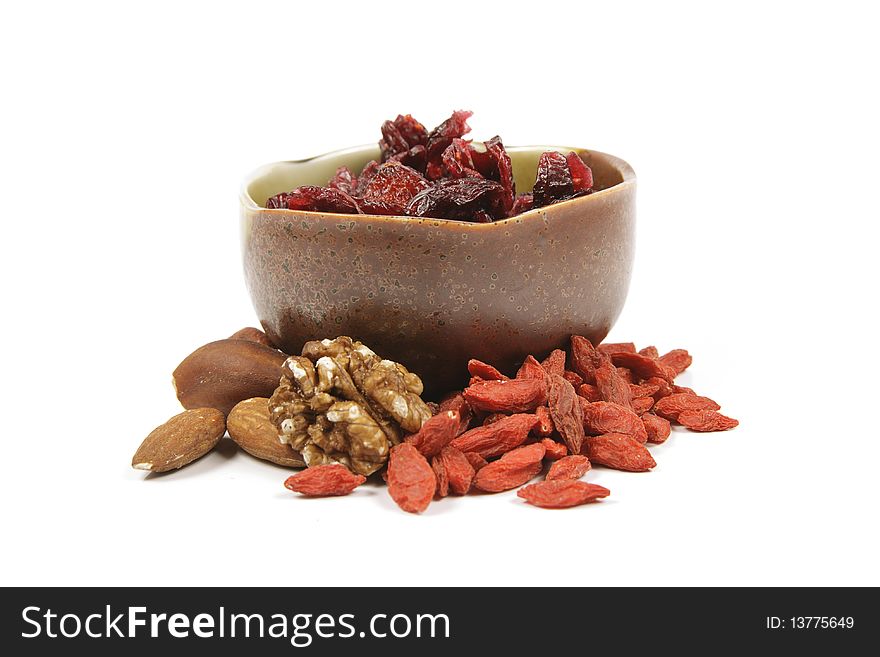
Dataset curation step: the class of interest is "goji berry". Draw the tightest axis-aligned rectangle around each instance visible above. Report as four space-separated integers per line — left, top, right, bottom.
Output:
642 412 672 444
437 446 475 495
581 400 648 443
518 480 610 508
387 443 436 513
630 382 661 398
677 410 739 432
450 413 539 458
432 454 449 497
516 355 548 381
463 378 547 413
464 451 488 472
570 335 599 384
598 342 636 356
653 393 721 422
503 443 546 466
582 433 656 472
546 454 592 481
632 396 655 415
541 438 568 460
547 374 586 455
532 406 555 436
482 412 507 426
659 349 693 376
284 464 366 497
308 329 739 512
438 391 473 435
576 383 603 402
473 443 545 492
406 410 461 457
646 376 675 400
541 349 567 377
467 358 508 381
611 351 676 382
594 357 633 408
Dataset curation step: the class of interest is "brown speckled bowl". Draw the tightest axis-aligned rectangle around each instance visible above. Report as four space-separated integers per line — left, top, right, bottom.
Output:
240 145 635 397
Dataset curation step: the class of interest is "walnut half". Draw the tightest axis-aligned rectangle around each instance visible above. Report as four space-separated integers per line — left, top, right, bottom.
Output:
269 337 432 476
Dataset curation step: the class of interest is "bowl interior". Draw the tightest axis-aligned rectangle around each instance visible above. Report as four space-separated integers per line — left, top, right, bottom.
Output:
244 145 630 210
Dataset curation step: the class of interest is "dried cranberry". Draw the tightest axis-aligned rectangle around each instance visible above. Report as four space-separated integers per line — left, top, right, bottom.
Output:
439 136 514 214
266 192 293 209
390 144 428 172
267 186 361 214
353 160 380 197
360 161 431 208
511 193 534 215
532 151 574 208
470 136 515 215
405 177 506 221
358 199 407 216
380 114 429 164
380 120 409 157
327 166 357 195
532 151 594 208
267 111 598 221
566 152 593 192
425 110 473 180
442 138 482 179
394 114 429 147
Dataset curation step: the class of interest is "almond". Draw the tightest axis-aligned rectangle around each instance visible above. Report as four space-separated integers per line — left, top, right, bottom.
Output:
132 408 225 473
172 339 286 415
228 397 305 467
229 326 275 348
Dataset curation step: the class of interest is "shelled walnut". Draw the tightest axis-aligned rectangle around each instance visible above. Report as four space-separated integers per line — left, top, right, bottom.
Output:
269 337 432 476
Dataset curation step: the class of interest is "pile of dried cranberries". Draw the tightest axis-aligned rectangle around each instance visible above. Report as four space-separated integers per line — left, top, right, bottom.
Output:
284 335 738 512
265 111 594 222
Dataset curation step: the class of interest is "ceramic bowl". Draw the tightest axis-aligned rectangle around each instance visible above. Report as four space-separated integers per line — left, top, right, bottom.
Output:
240 145 636 396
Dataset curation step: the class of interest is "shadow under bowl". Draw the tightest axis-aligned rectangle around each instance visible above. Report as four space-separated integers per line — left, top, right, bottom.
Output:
240 145 636 397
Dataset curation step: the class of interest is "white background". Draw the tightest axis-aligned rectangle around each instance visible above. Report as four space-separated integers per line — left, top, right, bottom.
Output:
2 0 878 587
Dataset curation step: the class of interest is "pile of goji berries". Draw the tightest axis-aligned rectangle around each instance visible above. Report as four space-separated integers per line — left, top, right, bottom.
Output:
284 336 738 512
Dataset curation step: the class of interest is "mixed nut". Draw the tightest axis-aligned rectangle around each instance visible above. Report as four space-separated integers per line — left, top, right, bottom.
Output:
132 327 737 512
269 337 431 476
